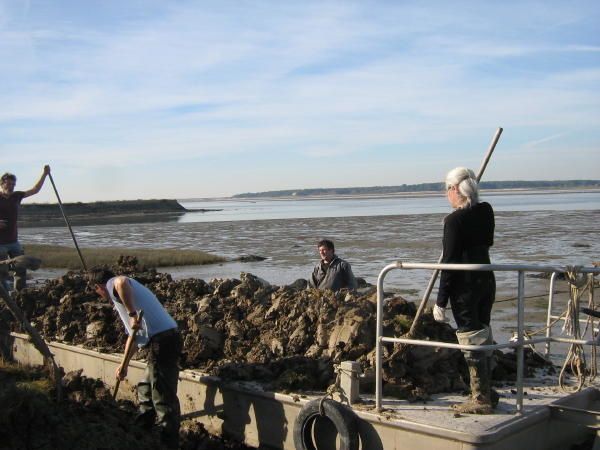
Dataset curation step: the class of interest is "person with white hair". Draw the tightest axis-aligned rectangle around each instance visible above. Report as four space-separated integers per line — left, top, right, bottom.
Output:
433 167 497 414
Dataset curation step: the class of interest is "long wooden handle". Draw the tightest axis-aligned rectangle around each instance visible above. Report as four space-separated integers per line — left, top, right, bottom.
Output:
0 284 63 400
48 173 87 271
112 311 144 400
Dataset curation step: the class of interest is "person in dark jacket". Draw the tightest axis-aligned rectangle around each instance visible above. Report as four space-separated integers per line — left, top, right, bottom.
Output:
433 167 496 414
309 239 357 292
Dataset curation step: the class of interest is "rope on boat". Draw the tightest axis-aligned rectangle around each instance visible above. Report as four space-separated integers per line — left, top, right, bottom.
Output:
510 268 597 392
558 267 596 392
495 290 569 304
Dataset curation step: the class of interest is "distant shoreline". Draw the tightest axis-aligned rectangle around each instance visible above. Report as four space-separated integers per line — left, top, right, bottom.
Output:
18 187 600 228
230 180 600 200
182 187 600 203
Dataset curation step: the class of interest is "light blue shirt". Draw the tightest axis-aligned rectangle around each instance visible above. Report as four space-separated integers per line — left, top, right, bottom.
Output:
106 277 177 347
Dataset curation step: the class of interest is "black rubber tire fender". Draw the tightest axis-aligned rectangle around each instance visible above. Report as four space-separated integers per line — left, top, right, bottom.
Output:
293 398 359 450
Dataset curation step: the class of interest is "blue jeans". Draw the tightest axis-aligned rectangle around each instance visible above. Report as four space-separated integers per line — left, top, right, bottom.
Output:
0 241 25 291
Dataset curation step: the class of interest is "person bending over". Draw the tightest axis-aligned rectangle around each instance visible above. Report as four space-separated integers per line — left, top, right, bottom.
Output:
89 268 182 448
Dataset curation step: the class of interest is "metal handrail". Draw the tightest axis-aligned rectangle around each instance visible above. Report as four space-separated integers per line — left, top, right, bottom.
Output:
545 272 559 358
375 262 600 414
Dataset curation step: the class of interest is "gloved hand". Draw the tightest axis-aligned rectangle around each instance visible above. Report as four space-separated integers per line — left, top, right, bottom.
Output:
433 304 449 323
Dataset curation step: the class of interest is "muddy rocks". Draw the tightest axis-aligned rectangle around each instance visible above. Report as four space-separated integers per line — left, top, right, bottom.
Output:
288 278 308 290
85 320 105 340
1 258 553 401
235 255 267 262
0 361 252 450
212 278 241 297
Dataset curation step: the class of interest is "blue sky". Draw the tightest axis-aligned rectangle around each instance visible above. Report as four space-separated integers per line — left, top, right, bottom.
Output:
1 0 599 202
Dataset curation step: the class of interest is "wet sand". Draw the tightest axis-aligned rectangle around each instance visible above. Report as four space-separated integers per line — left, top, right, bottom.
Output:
23 209 599 291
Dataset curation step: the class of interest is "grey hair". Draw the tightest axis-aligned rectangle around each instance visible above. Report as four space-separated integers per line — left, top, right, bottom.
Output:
445 167 479 208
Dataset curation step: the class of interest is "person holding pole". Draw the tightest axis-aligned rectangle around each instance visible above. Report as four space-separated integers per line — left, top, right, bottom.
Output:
88 268 182 448
433 167 497 414
0 165 51 291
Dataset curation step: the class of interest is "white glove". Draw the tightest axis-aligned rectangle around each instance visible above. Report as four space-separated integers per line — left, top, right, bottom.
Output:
433 304 449 323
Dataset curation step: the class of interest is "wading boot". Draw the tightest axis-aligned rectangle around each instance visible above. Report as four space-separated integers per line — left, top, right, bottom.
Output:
490 388 500 408
488 356 499 408
14 273 26 292
452 358 493 415
134 410 156 430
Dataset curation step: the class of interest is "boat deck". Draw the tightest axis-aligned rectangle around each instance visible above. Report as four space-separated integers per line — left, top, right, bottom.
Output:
2 332 596 450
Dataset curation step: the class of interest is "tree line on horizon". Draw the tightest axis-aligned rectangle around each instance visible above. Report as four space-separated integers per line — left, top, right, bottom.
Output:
233 179 600 198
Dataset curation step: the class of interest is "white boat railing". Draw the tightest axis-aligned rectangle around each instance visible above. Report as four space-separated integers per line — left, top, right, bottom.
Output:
375 262 600 414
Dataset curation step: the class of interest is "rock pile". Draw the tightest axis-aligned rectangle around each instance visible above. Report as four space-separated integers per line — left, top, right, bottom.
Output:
0 361 253 450
1 257 550 399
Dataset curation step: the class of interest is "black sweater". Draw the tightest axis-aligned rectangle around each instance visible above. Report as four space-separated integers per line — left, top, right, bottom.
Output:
436 202 494 308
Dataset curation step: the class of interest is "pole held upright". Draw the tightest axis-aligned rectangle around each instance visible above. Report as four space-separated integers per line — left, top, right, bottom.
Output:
48 173 88 271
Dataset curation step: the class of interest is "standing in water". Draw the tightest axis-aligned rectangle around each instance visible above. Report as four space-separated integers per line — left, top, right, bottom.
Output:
433 167 497 414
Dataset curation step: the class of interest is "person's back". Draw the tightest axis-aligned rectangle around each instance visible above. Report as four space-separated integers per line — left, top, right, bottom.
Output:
106 276 177 346
435 166 497 415
443 201 494 263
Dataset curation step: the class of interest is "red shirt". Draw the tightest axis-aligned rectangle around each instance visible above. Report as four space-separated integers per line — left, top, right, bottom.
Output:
0 191 25 244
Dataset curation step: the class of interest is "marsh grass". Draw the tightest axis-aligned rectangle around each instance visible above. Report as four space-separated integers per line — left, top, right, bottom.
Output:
0 358 45 381
24 244 225 269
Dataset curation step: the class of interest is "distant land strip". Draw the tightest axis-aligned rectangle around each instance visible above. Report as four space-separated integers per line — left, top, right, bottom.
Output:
233 180 600 199
19 199 192 227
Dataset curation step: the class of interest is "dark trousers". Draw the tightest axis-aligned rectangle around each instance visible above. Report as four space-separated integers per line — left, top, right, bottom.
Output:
450 273 496 332
137 329 182 448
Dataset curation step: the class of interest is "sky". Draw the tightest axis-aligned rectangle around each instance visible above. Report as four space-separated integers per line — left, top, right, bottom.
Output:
1 0 599 202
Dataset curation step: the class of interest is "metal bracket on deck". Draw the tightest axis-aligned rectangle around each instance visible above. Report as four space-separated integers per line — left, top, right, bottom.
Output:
339 361 361 405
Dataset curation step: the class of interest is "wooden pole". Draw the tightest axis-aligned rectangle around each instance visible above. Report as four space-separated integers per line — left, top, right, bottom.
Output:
113 311 144 400
47 173 87 271
0 283 62 400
